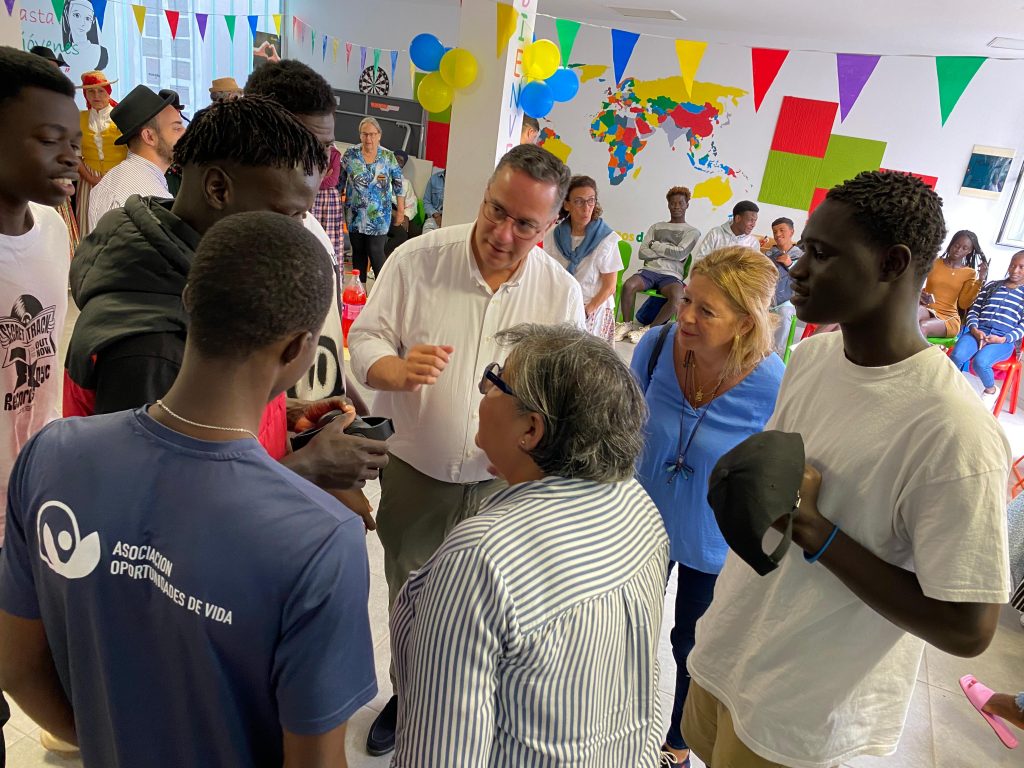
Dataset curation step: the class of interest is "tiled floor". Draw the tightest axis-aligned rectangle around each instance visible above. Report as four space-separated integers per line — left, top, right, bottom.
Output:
7 315 1022 766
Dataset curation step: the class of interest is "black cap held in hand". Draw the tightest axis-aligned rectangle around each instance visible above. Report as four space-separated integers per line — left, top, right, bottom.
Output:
707 430 805 576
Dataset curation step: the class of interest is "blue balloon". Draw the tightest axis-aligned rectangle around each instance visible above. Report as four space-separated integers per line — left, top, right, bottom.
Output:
546 68 580 102
520 80 555 118
410 34 445 72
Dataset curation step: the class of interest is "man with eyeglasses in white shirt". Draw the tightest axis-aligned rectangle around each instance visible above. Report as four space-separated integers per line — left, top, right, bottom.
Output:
349 143 585 757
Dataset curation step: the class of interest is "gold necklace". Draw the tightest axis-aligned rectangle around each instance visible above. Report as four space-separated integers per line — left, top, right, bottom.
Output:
687 353 727 404
155 399 259 442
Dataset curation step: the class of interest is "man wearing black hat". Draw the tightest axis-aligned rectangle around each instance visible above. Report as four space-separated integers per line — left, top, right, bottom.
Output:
28 45 68 68
88 84 184 224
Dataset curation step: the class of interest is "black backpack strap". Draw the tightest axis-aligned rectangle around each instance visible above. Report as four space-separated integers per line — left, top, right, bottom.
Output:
647 322 674 381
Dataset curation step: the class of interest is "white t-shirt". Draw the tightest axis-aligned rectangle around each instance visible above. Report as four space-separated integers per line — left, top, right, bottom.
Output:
688 332 1011 768
289 214 347 401
543 230 623 313
0 204 70 546
692 221 760 262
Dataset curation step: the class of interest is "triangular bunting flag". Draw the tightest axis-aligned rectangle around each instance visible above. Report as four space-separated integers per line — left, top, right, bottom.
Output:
610 29 640 85
390 50 399 82
272 14 281 34
4 0 14 16
751 48 789 111
836 53 880 121
373 48 381 78
332 39 339 63
310 29 315 54
196 12 208 40
50 0 66 23
224 15 236 41
935 56 986 125
91 0 108 28
322 35 328 62
247 15 258 40
131 4 146 34
496 2 517 58
674 40 707 95
360 46 367 71
165 10 180 39
345 42 353 69
555 18 581 67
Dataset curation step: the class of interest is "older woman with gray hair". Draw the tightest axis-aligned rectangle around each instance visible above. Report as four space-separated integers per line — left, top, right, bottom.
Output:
391 323 669 767
339 116 404 284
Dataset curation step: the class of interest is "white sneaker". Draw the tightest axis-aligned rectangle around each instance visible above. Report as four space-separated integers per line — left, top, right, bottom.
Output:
626 326 650 344
40 730 79 753
614 320 638 341
980 390 999 410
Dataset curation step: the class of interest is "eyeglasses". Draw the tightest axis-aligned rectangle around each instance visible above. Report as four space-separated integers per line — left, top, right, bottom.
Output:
481 198 544 240
479 362 515 397
569 197 597 208
359 131 380 138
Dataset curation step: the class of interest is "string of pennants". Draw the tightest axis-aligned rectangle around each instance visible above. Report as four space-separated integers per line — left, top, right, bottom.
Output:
11 0 286 43
495 2 1006 125
291 15 403 83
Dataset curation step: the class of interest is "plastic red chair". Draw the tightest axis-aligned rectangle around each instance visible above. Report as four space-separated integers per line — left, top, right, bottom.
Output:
1011 456 1024 499
799 323 818 340
970 349 1022 417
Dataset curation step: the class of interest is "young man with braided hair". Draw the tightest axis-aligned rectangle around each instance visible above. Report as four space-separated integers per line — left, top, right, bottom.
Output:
64 97 388 514
0 212 376 767
683 171 1010 768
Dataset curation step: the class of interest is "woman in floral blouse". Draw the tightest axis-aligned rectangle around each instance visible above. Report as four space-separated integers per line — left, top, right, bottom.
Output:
339 117 404 284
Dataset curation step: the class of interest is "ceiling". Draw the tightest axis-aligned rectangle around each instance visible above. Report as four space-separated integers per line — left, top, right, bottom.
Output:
530 0 1024 57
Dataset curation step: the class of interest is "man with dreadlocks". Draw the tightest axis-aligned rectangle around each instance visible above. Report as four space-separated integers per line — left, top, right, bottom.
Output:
64 96 388 503
684 172 1010 768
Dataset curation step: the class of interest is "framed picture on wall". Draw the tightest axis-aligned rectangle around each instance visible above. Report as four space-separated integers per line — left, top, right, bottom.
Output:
998 169 1024 248
960 145 1015 199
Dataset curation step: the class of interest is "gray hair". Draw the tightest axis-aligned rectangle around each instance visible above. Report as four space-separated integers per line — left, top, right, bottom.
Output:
488 144 571 214
358 116 381 134
496 323 647 483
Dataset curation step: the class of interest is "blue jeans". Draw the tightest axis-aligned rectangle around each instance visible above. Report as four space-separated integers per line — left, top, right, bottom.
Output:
665 562 718 750
949 333 1014 389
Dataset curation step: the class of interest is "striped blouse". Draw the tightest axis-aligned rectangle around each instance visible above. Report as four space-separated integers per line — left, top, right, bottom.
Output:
966 281 1024 344
391 476 670 767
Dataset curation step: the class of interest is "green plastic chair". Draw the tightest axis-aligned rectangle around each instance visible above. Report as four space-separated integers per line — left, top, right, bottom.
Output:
782 314 800 364
615 240 632 321
926 335 957 349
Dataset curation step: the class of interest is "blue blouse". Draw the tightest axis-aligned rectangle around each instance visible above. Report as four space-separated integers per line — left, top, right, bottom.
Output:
631 324 784 573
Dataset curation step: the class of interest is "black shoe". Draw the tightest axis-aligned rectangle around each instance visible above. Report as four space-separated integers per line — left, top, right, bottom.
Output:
366 695 398 756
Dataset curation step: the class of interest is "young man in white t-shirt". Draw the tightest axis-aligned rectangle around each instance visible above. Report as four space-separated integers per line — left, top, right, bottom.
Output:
685 171 1011 768
0 46 81 763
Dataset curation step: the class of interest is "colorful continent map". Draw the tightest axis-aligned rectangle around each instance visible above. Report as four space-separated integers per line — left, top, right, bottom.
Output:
589 75 748 196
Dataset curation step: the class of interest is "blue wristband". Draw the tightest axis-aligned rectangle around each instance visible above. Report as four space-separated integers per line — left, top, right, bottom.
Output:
1015 692 1024 715
804 524 840 564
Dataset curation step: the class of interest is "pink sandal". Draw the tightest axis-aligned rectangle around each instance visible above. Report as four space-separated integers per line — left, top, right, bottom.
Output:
959 674 1020 749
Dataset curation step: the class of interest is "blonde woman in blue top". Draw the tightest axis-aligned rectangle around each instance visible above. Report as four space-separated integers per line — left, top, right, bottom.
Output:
339 117 404 284
631 246 783 767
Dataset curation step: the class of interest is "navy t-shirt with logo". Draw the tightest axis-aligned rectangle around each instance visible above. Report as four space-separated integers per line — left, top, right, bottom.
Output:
0 408 376 767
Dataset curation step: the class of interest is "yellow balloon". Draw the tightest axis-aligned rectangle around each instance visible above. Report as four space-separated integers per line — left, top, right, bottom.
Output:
417 71 454 113
439 48 478 90
523 39 559 80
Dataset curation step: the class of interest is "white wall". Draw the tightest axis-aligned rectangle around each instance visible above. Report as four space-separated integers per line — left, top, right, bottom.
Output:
283 0 459 100
1 1 21 47
533 18 1024 278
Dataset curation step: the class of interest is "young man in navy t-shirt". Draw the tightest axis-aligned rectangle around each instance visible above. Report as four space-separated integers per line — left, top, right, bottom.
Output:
0 212 376 767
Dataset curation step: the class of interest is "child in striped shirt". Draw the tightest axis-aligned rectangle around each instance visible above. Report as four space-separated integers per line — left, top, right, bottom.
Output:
950 250 1024 403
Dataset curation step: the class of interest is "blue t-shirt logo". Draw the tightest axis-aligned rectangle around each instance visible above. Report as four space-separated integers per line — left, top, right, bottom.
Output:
37 501 101 580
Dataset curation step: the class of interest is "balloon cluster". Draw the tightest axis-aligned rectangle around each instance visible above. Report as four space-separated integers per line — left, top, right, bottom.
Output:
410 33 479 114
519 39 580 119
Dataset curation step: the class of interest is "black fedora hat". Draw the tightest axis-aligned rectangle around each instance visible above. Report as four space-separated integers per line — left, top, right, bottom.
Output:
112 85 181 146
29 45 68 68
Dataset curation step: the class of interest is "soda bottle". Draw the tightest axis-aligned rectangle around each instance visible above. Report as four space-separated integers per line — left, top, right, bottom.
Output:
341 270 366 347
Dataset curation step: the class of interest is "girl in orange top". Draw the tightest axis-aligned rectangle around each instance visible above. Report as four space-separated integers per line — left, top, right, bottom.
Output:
918 230 987 338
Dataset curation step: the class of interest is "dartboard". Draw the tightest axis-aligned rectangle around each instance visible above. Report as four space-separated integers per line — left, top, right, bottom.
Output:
358 66 390 95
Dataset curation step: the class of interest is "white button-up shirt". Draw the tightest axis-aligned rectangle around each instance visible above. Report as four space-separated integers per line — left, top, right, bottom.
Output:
349 222 585 484
692 220 760 263
89 152 171 225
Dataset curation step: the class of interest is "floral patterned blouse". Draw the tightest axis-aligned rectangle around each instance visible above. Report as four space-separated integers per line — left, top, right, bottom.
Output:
339 146 403 236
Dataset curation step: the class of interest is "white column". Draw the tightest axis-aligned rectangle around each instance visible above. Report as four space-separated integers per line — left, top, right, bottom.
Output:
442 0 537 226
